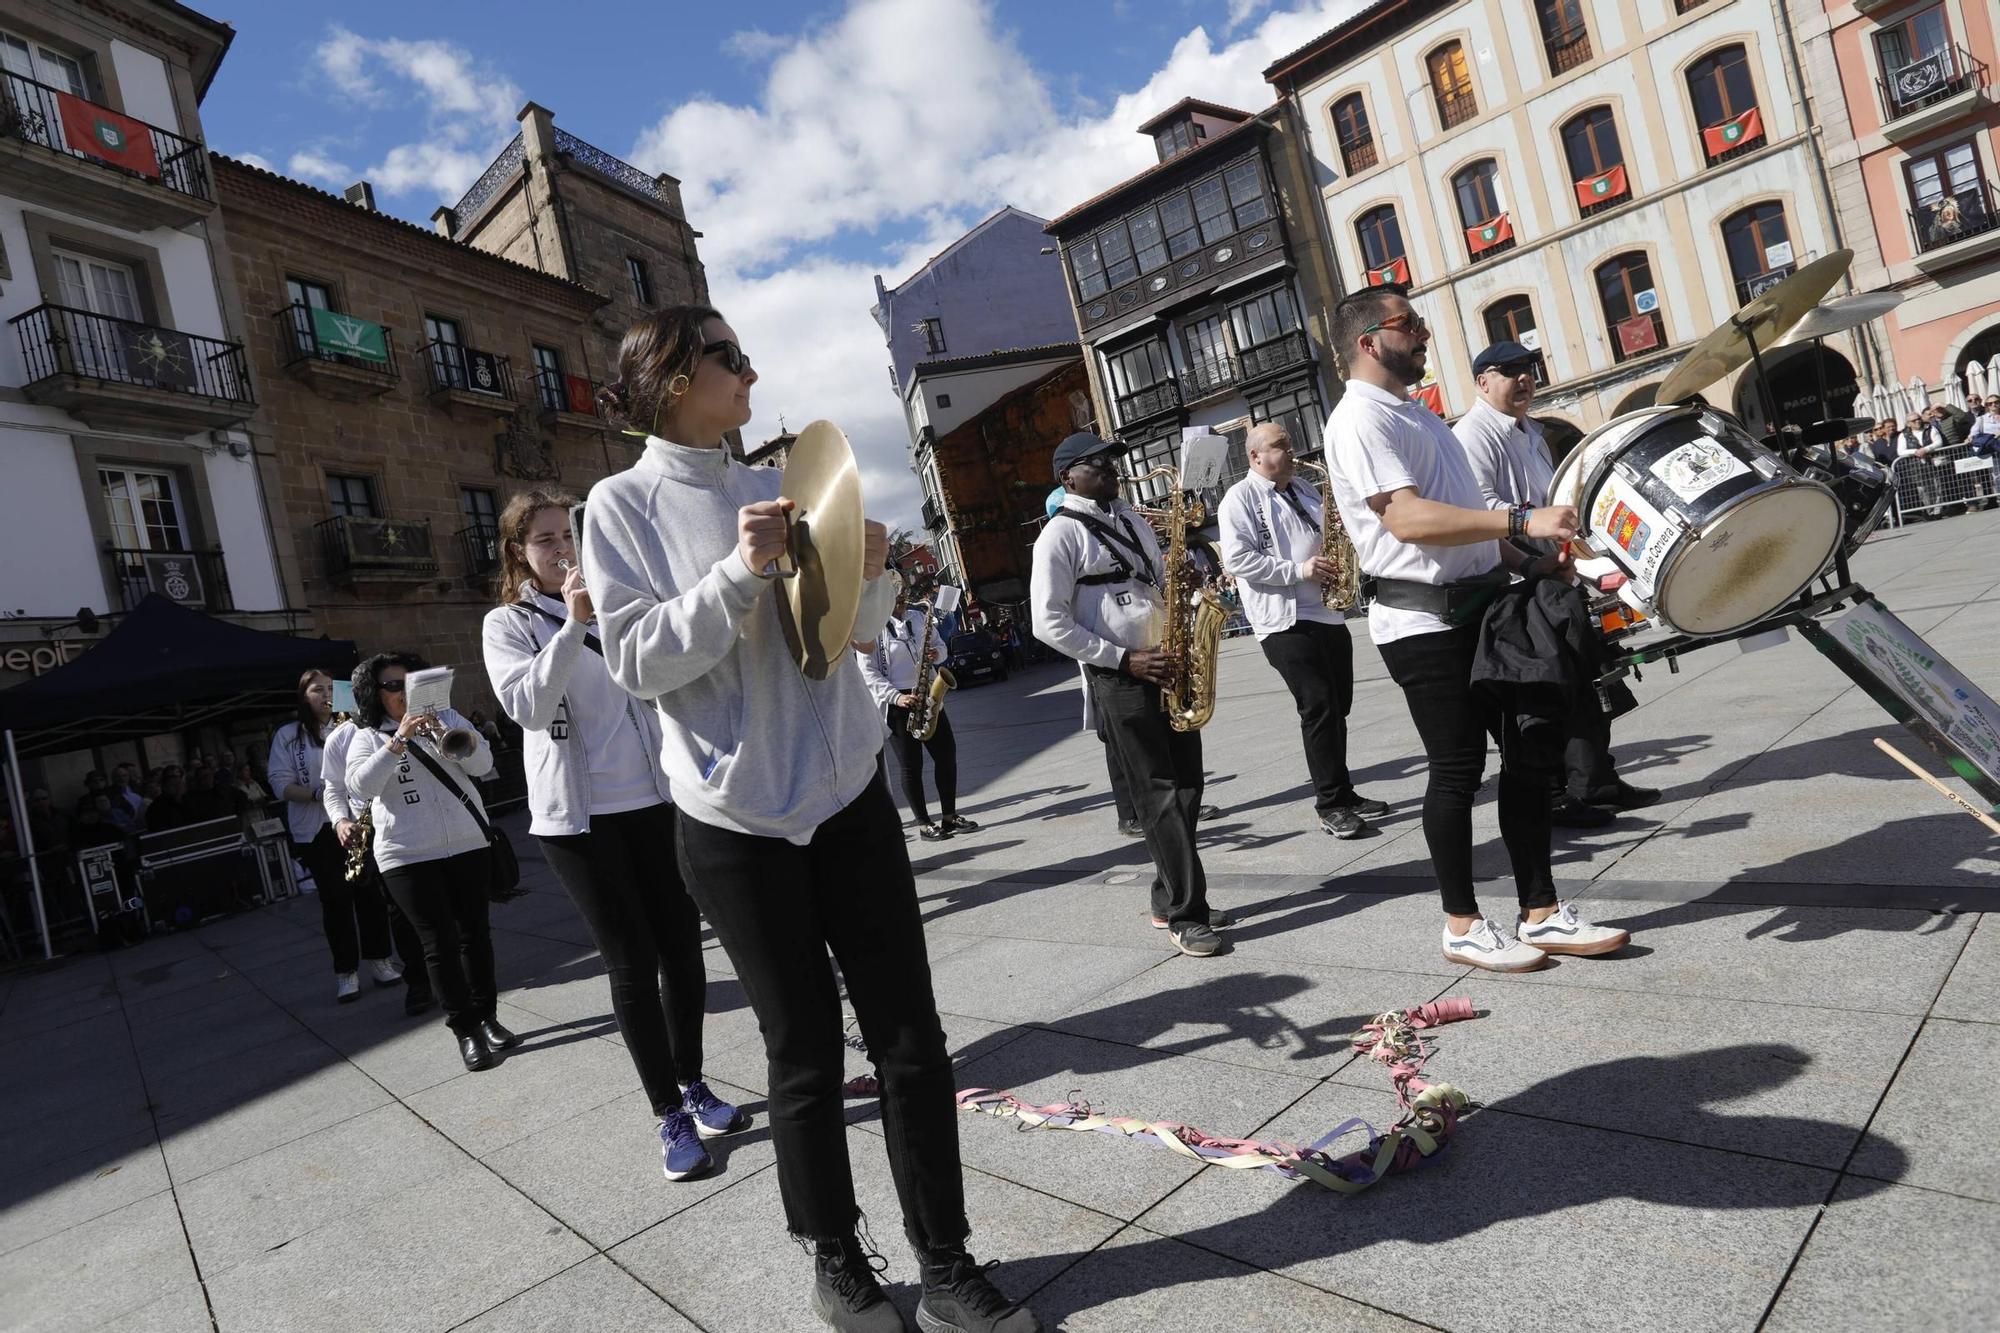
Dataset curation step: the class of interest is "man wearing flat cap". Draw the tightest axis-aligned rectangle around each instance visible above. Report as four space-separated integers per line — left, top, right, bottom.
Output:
1454 340 1660 825
1030 431 1225 958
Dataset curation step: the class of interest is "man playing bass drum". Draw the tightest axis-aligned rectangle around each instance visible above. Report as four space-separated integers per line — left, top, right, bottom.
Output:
857 577 979 842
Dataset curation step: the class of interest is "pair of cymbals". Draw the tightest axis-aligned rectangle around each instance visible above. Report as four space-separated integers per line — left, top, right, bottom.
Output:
1655 249 1856 405
773 420 865 680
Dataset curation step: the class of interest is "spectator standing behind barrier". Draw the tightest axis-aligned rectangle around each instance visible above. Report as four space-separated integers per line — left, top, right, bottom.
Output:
1896 414 1950 517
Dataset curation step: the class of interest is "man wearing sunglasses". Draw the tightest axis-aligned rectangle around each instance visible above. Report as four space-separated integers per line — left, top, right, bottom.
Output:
1455 340 1661 829
1320 288 1630 973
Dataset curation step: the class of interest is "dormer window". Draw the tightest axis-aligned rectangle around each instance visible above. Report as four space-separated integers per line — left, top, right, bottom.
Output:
1153 117 1207 163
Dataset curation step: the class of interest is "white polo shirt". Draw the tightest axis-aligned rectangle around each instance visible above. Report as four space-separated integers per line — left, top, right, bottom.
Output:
1323 379 1501 645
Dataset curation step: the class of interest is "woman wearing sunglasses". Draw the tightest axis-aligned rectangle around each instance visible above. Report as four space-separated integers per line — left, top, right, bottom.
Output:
582 306 1042 1333
348 651 514 1072
481 488 744 1183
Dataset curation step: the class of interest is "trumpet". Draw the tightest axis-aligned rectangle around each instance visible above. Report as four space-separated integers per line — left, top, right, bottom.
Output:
412 713 480 761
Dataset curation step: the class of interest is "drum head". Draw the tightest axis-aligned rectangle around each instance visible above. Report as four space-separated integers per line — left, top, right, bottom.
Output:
1654 483 1844 636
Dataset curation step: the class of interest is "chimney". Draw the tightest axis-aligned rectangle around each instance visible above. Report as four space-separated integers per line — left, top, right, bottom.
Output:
344 181 377 211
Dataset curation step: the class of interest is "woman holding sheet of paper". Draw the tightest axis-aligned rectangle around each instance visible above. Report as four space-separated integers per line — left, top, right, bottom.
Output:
347 650 512 1072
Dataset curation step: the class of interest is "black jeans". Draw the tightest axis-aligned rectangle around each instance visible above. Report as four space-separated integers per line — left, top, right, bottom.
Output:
539 803 706 1117
1259 619 1358 814
1564 700 1619 800
296 825 391 974
676 772 965 1249
1088 668 1209 926
1098 719 1137 825
380 847 496 1034
1378 624 1557 919
884 704 957 824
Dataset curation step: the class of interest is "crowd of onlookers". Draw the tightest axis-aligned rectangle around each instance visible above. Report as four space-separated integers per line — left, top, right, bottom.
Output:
1841 396 2000 519
3 753 276 863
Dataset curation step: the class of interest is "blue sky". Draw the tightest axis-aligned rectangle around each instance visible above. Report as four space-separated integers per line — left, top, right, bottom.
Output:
197 0 1367 528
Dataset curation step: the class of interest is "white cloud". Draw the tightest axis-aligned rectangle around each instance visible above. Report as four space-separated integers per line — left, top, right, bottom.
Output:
286 148 354 182
723 28 790 62
233 151 274 171
628 0 1370 535
308 26 521 201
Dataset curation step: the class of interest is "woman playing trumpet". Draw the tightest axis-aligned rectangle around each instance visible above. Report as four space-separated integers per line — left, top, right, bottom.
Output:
347 651 513 1072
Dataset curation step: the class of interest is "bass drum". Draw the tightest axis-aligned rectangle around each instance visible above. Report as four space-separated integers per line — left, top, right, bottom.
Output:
1798 444 1893 557
1550 405 1844 637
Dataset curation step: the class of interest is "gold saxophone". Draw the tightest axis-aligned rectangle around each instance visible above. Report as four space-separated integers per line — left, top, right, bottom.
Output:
905 598 956 741
1294 459 1362 611
343 809 373 882
1127 466 1225 732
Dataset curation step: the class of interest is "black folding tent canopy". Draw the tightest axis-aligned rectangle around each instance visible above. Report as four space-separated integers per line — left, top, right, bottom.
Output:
0 596 356 960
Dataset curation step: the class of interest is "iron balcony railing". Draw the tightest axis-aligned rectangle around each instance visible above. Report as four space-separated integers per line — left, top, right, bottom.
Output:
1702 111 1766 166
424 340 515 399
1909 178 1998 254
10 303 251 403
1435 89 1478 129
104 546 232 612
1735 264 1796 307
317 515 439 580
1238 330 1312 383
274 303 399 378
1182 356 1236 399
1876 45 1988 124
457 522 500 575
1545 28 1593 76
1578 169 1630 218
1114 379 1182 426
532 366 598 416
1467 234 1519 264
1338 135 1378 175
0 71 211 201
921 498 944 532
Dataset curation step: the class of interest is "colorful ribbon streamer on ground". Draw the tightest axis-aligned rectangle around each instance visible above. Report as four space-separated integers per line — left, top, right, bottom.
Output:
952 997 1477 1195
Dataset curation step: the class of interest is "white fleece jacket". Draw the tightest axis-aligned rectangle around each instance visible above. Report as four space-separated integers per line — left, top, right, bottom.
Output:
346 709 494 871
581 436 897 843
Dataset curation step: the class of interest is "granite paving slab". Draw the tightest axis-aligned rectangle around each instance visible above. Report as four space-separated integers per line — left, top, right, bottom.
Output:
155 1034 394 1183
456 1255 699 1332
403 1012 645 1159
1848 1016 2000 1202
1933 913 1999 1023
0 1130 168 1259
0 1190 202 1333
1762 1178 2000 1332
921 935 1171 1025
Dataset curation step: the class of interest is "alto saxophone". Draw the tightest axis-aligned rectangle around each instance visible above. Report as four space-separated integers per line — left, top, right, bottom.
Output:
905 598 955 741
343 809 373 882
1294 459 1362 611
1127 466 1226 732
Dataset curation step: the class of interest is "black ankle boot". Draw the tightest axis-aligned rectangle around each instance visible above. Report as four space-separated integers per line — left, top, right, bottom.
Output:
478 1016 520 1050
914 1245 1041 1333
810 1236 907 1332
458 1029 497 1072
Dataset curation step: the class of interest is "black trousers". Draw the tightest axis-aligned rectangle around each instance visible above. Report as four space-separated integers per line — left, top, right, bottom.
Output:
1259 619 1358 814
296 825 391 974
539 803 706 1118
1378 624 1557 919
1098 718 1138 825
676 772 965 1249
1087 668 1209 926
884 704 957 824
380 847 496 1034
1564 701 1619 800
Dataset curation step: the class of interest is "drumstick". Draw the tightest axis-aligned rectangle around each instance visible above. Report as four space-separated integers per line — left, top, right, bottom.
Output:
1872 738 2000 835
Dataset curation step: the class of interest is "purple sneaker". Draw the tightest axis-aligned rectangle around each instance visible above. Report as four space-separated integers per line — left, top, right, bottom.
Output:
680 1079 746 1139
659 1110 713 1181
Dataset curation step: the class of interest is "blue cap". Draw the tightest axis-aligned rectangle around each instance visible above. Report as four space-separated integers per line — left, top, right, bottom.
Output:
1473 340 1536 375
1045 485 1065 519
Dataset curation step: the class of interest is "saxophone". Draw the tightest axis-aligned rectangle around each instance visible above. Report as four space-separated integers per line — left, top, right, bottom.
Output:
343 809 373 883
904 599 956 741
1294 459 1362 611
1127 466 1225 732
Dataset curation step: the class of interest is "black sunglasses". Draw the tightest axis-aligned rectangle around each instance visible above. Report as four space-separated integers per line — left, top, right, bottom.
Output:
703 339 751 376
378 679 407 693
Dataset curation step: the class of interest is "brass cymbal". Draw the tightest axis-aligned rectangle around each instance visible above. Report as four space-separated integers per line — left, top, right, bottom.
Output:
1655 249 1854 405
1778 290 1905 345
774 420 865 681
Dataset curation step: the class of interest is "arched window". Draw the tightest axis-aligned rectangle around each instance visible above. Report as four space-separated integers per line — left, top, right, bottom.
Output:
1561 106 1628 215
1721 202 1794 305
1428 42 1478 128
1687 45 1763 164
1538 0 1592 74
1332 93 1376 174
1596 252 1664 363
1453 160 1504 231
1355 205 1407 284
1483 295 1548 385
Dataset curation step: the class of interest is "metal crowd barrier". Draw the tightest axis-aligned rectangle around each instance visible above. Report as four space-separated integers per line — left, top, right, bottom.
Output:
1886 442 1999 524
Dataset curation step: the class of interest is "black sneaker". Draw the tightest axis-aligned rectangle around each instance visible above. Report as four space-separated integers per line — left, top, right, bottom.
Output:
917 822 951 841
916 1248 1043 1333
811 1237 905 1333
1319 808 1368 839
1580 782 1661 810
1167 921 1221 957
1335 794 1390 818
939 815 981 834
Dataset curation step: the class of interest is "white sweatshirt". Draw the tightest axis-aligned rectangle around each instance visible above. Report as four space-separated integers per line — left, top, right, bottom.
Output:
347 709 495 871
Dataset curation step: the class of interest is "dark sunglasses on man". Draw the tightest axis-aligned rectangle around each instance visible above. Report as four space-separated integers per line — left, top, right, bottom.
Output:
703 339 751 376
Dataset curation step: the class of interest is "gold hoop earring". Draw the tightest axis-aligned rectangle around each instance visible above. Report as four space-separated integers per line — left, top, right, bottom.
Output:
667 373 691 400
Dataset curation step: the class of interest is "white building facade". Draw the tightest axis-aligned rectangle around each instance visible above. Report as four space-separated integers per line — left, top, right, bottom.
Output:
0 0 286 693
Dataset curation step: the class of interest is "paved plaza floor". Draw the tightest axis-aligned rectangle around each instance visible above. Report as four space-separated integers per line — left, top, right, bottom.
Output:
4 509 1998 1331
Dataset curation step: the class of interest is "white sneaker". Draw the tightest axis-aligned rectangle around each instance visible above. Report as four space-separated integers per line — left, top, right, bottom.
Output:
335 971 361 1003
367 957 403 986
1441 918 1547 973
1518 901 1631 957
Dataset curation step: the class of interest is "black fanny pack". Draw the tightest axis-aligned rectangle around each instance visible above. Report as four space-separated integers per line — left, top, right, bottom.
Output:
1369 567 1510 627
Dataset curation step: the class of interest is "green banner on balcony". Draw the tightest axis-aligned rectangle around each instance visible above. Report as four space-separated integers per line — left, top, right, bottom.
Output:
310 307 389 364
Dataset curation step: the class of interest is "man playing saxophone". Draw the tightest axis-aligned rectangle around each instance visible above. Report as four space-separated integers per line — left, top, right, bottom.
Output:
1218 422 1388 840
1031 431 1226 958
857 577 979 842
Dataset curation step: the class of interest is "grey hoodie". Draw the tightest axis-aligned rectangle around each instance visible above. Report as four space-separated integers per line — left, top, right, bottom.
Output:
347 709 494 870
581 436 896 843
481 587 671 836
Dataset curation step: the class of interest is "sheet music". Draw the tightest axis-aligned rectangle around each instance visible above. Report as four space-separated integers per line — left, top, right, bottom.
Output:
403 666 453 720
